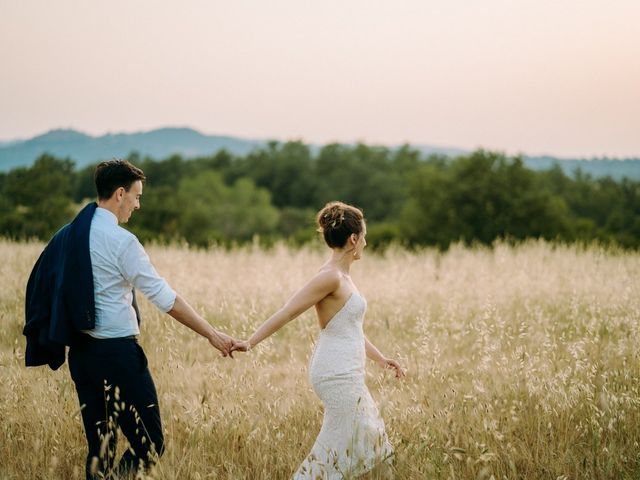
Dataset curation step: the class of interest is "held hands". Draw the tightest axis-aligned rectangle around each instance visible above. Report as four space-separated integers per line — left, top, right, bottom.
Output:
208 330 247 358
229 340 251 354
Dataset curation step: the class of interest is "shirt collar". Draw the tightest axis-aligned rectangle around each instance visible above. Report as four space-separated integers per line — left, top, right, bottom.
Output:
95 207 119 225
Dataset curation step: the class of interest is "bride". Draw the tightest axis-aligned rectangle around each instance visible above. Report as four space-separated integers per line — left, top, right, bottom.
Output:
233 201 405 479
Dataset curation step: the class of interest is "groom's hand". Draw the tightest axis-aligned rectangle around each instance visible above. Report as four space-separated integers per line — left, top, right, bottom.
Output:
208 330 234 358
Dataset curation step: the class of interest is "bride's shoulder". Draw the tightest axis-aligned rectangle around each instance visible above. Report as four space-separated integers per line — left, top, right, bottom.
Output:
311 266 341 290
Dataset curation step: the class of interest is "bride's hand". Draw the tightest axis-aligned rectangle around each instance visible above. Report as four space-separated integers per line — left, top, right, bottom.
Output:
230 340 251 354
381 358 405 378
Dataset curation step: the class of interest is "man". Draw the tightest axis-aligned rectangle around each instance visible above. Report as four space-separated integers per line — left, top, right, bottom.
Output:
24 159 237 479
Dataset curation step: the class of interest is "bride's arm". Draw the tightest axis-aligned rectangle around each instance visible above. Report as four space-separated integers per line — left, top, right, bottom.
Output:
365 335 406 378
364 336 387 365
244 271 340 350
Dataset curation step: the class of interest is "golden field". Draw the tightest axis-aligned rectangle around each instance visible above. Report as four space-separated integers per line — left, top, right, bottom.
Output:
1 239 639 479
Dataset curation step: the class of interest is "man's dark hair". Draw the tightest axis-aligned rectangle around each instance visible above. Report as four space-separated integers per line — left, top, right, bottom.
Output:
94 159 146 200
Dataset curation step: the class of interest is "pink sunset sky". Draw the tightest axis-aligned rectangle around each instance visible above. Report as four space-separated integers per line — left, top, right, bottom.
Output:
1 0 639 157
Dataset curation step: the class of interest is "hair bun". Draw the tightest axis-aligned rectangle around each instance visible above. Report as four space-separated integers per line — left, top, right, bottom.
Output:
315 201 365 248
319 206 345 231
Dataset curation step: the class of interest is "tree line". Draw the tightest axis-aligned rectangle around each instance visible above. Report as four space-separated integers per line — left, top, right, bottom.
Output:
1 142 639 249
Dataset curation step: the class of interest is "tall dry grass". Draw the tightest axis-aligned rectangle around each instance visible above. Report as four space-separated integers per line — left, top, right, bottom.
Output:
1 239 639 479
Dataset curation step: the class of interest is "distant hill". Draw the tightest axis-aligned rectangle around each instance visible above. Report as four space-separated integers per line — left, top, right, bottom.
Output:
0 127 638 180
0 128 264 171
520 155 640 181
412 147 640 181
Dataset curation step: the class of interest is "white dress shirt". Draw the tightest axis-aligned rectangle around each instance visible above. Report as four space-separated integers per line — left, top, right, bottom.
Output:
83 207 176 339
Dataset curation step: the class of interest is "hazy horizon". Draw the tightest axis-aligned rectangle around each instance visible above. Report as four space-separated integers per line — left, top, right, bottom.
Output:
3 125 640 161
2 0 639 158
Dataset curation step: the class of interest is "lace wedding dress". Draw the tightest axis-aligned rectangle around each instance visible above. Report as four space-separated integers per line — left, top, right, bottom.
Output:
293 292 393 479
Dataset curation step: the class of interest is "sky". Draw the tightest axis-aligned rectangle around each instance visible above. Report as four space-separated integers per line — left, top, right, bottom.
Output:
1 0 639 157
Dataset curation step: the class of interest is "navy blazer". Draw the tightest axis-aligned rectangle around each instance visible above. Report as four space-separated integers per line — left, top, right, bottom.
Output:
24 202 97 370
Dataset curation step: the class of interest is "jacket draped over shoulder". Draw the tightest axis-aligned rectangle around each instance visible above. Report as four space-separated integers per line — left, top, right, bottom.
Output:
24 202 97 370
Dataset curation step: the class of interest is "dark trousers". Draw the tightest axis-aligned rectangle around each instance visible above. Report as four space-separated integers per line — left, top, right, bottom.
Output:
68 336 164 480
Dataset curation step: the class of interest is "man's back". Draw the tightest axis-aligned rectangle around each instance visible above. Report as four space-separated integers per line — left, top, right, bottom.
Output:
86 207 175 339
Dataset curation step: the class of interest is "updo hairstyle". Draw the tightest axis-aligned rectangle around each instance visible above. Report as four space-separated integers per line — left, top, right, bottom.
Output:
316 201 364 248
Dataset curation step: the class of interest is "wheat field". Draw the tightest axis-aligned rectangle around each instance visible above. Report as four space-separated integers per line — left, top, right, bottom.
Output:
1 239 639 479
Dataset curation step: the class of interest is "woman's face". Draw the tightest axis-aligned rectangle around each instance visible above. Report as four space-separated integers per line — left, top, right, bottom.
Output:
353 222 367 260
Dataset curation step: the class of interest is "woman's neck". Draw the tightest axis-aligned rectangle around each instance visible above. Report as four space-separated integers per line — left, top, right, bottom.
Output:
330 249 354 274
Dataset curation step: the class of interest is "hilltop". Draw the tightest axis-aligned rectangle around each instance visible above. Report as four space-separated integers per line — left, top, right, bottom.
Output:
0 127 638 180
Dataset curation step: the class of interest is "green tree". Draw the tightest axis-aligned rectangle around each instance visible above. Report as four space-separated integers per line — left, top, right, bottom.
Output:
174 172 279 246
73 163 98 202
401 151 571 248
229 141 317 208
313 143 408 223
1 154 75 239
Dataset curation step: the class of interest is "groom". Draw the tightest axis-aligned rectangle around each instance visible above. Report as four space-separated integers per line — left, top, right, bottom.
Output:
24 159 238 479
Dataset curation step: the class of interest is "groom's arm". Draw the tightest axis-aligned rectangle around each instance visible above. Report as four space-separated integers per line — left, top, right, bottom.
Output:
168 295 234 356
117 236 234 356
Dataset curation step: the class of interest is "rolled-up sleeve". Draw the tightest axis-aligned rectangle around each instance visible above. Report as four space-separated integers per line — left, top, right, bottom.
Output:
117 236 177 312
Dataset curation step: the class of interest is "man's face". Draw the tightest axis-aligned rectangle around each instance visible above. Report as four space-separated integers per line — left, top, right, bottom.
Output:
117 180 142 223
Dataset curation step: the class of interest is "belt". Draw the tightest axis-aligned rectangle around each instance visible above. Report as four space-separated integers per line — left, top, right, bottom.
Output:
77 334 138 343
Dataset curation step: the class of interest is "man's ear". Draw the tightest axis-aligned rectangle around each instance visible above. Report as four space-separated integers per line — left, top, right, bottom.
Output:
115 186 125 202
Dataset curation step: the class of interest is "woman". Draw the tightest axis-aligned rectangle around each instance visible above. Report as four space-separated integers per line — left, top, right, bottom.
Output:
233 201 405 479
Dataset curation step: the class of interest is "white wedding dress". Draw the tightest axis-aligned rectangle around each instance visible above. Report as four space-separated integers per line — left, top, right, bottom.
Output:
293 292 393 479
